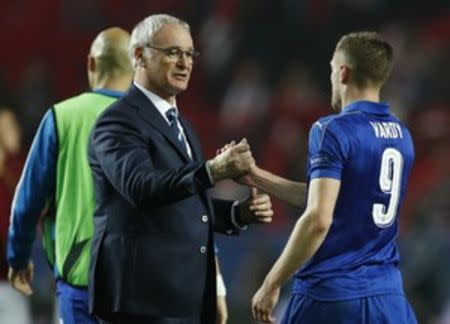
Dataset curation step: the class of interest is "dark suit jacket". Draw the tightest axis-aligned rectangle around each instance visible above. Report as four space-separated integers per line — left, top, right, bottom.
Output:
88 85 241 322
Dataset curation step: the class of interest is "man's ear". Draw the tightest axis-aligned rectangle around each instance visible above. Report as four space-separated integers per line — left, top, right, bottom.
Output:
135 47 145 67
339 65 350 84
87 55 96 73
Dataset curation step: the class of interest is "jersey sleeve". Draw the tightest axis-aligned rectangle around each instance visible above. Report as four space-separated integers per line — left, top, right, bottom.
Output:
7 109 58 269
308 119 350 181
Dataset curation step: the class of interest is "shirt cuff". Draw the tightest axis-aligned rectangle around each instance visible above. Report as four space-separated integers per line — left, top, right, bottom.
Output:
205 161 215 185
231 200 248 230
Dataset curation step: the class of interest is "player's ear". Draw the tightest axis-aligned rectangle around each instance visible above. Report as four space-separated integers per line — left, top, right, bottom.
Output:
339 65 350 84
87 55 96 73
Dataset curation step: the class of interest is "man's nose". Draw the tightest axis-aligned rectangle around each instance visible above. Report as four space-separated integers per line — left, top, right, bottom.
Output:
176 56 190 69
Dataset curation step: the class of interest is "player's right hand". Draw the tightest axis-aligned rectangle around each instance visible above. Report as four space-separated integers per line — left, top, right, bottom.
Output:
8 261 34 296
252 282 279 323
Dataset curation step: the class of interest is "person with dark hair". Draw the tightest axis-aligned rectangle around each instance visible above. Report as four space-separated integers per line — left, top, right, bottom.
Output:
7 27 134 324
247 31 417 323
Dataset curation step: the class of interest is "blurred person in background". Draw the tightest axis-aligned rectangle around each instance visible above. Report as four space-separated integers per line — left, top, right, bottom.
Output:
7 27 133 324
219 60 270 147
240 31 417 323
401 179 450 323
88 14 273 324
0 107 31 323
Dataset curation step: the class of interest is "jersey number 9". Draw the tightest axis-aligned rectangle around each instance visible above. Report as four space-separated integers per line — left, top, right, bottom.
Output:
372 148 404 228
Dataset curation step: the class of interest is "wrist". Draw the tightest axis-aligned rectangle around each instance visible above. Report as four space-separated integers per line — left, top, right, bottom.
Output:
250 165 265 186
207 159 224 183
263 276 281 292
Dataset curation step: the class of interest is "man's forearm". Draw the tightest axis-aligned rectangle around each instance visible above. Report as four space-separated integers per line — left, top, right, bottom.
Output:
250 166 307 208
263 210 330 289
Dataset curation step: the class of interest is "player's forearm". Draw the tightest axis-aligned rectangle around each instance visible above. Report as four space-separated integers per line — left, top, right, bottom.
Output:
251 166 306 208
263 210 331 289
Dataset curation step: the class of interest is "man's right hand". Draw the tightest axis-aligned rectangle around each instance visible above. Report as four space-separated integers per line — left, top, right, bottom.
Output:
8 261 34 296
208 138 254 183
215 140 259 187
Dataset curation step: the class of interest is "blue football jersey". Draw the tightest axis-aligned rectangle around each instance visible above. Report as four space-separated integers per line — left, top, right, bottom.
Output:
293 100 415 300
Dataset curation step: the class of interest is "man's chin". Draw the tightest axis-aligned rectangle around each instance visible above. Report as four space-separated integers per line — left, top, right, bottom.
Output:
170 82 189 94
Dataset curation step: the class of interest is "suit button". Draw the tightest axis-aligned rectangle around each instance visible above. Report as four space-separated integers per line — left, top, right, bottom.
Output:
202 215 208 223
200 246 207 254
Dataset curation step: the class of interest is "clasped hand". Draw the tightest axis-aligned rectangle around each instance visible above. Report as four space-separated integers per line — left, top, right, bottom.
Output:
213 139 273 225
208 138 255 183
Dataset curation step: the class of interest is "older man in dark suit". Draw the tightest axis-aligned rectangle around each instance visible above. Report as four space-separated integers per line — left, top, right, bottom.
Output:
88 14 273 324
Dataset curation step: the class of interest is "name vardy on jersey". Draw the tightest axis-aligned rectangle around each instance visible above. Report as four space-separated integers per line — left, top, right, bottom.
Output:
370 122 403 139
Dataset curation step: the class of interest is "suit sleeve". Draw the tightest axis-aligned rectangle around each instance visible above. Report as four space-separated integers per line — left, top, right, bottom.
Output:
90 109 214 209
211 198 240 235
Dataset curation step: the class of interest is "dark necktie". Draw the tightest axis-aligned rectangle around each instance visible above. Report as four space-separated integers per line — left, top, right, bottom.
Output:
166 108 190 157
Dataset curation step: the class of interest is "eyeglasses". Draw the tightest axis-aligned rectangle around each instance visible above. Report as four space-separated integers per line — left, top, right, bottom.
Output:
145 44 200 63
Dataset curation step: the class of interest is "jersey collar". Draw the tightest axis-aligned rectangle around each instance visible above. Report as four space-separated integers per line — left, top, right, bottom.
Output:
342 100 390 116
92 88 124 98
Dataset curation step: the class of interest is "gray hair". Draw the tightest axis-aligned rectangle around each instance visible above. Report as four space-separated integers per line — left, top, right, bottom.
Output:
129 14 190 69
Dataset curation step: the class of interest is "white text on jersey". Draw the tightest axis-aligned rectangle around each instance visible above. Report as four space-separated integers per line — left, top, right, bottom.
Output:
370 122 403 139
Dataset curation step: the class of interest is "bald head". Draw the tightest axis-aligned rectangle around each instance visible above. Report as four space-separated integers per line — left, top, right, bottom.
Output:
88 27 133 89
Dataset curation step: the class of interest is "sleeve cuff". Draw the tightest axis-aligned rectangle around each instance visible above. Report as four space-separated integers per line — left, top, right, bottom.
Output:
310 168 342 180
194 163 215 190
205 161 215 185
231 200 248 230
7 255 30 271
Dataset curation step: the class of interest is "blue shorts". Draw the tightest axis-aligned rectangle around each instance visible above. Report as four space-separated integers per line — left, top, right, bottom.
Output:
56 280 98 324
281 293 417 324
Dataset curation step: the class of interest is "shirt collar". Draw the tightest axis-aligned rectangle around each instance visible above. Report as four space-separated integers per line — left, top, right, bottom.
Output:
92 88 123 98
342 100 390 116
133 82 177 124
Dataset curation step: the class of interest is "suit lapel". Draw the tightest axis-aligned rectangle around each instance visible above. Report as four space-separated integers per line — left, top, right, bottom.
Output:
178 114 213 214
124 85 190 162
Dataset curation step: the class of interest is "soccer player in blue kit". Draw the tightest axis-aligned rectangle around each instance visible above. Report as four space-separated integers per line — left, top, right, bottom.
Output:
245 31 417 323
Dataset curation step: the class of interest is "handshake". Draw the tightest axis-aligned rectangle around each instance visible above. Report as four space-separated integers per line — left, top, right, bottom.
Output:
207 138 255 185
208 138 272 225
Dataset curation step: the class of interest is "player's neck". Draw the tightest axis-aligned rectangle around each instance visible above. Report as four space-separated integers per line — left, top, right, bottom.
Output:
342 87 380 108
94 75 133 92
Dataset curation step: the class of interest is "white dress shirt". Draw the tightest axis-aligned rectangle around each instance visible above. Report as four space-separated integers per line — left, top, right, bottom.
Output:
134 82 192 159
